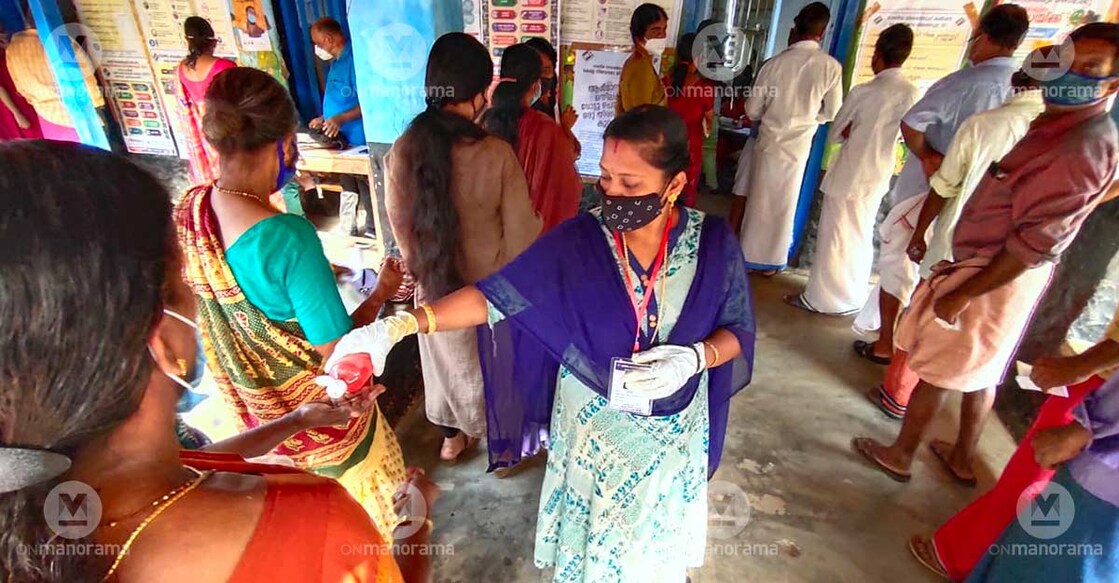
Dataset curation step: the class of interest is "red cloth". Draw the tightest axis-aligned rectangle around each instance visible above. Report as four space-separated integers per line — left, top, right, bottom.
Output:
931 375 1105 581
0 49 42 140
666 79 713 207
179 450 404 583
878 350 921 415
37 115 79 142
516 108 582 232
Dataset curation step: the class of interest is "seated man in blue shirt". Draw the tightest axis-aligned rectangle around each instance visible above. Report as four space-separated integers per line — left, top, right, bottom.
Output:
310 17 374 236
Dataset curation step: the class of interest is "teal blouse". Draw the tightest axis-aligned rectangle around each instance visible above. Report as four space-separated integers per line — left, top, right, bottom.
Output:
225 214 352 345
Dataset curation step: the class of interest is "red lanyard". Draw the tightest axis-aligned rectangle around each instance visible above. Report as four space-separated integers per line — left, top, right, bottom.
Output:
614 216 672 353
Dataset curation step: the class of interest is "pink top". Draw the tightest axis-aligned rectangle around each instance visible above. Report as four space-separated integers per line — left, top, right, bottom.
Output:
951 101 1117 268
178 58 237 105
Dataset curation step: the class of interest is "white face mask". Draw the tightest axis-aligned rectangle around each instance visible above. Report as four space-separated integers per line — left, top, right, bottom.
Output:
314 45 334 61
644 38 667 54
149 308 203 392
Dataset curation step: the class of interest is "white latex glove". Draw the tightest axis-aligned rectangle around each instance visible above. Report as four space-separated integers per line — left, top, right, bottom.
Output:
622 343 707 400
325 312 420 375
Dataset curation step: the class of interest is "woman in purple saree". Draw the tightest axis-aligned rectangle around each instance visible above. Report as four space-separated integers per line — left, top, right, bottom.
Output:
330 105 756 582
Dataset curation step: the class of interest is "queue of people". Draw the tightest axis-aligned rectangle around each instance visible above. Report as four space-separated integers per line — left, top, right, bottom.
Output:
2 3 1119 583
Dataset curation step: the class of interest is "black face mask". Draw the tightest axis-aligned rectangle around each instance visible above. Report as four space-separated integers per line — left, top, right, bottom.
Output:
598 183 665 233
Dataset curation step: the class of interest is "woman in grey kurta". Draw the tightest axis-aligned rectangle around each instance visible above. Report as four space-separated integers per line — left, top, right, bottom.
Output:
384 33 541 461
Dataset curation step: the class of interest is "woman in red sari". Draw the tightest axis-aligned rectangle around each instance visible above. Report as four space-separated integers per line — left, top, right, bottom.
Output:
0 140 435 583
482 42 582 232
176 17 236 185
666 32 714 208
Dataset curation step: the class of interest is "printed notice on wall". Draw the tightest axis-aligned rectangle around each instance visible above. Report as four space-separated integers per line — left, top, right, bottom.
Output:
570 48 628 176
483 0 558 58
1011 0 1117 62
851 0 978 93
561 0 679 47
73 0 179 156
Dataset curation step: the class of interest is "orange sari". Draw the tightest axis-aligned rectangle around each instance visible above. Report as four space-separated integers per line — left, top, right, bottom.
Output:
181 451 404 583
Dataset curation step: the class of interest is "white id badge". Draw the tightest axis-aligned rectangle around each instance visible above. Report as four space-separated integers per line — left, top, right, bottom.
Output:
608 357 654 416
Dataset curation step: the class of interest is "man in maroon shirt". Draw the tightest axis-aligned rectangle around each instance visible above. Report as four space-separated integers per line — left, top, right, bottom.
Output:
854 23 1119 485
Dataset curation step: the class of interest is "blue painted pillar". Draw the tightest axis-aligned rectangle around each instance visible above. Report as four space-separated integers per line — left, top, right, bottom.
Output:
349 0 462 253
275 0 322 121
28 0 108 149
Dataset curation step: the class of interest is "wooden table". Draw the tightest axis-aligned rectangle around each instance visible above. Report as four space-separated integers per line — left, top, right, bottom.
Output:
296 135 385 269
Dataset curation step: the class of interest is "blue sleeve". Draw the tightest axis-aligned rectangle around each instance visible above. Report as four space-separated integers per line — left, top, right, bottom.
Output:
901 83 951 133
269 216 354 345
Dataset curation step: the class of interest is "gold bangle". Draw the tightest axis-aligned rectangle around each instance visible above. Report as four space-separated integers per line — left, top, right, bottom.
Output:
704 341 720 368
421 304 437 334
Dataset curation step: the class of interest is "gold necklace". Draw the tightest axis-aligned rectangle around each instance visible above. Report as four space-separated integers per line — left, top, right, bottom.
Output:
101 467 202 529
213 183 267 204
102 468 214 581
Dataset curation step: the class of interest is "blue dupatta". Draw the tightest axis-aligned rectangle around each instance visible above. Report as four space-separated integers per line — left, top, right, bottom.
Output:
477 211 756 476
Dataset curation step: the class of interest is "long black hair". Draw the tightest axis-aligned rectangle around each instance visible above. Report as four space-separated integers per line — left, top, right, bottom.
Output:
397 32 492 298
481 43 542 148
0 141 173 582
670 32 697 94
183 16 217 69
604 104 690 180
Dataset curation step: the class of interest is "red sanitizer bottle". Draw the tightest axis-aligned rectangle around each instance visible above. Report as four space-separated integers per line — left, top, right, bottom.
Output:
315 353 374 399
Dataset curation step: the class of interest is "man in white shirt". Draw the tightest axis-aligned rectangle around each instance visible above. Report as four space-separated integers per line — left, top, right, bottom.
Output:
788 24 920 315
868 63 1045 419
852 4 1030 365
737 2 842 274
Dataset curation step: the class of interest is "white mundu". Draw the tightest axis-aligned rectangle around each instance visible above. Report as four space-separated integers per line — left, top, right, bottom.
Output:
738 39 842 270
801 68 920 314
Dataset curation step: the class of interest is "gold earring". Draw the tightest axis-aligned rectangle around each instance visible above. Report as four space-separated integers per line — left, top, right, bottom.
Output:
668 191 680 205
176 358 188 377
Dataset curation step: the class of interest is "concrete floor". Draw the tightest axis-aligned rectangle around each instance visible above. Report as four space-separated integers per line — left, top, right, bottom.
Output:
396 270 1021 583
